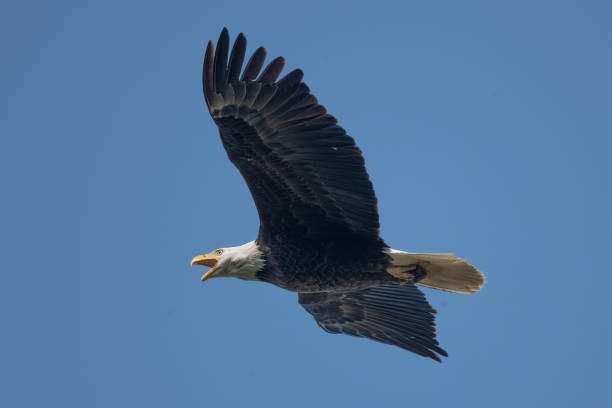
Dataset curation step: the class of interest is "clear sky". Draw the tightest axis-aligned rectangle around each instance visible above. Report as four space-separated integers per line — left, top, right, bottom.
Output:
2 0 611 407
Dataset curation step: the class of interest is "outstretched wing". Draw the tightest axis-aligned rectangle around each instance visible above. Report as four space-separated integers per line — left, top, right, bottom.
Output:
203 28 380 240
299 284 448 362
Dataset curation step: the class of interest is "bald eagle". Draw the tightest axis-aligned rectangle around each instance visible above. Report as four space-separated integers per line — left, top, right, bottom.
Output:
191 28 485 362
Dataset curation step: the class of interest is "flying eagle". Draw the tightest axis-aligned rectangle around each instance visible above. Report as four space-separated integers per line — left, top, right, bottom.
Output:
191 28 485 362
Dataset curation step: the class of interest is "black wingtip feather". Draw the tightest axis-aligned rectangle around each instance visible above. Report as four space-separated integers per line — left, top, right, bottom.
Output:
203 41 215 107
242 46 267 81
277 69 304 88
258 56 285 84
227 33 247 84
214 28 230 93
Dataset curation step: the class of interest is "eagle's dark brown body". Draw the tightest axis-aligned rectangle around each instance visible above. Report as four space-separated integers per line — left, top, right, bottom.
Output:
255 233 395 293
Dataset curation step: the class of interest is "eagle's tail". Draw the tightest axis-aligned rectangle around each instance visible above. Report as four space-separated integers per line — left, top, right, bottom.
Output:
386 249 485 295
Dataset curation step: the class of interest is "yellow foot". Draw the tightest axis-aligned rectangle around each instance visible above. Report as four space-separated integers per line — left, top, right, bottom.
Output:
387 263 427 283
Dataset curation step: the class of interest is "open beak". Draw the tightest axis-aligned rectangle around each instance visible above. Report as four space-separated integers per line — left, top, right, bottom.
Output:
190 255 219 282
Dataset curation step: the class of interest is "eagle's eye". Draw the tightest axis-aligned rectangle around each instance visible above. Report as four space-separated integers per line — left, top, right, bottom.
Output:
215 249 224 256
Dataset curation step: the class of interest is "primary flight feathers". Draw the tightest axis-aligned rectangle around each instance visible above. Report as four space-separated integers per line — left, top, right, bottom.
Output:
203 28 379 238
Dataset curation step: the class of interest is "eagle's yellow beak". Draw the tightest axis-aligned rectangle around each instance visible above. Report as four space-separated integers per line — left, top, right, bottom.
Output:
190 254 219 282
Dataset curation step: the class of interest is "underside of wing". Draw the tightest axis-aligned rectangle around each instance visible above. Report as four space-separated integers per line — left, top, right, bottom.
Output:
299 284 448 362
203 28 380 240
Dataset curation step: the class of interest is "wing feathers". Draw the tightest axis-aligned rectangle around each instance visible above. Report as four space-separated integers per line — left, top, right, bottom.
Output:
276 68 304 88
203 28 381 239
227 33 246 84
213 28 230 94
203 41 215 108
251 85 277 111
299 284 447 361
232 80 246 106
258 56 285 83
241 81 262 108
241 46 267 81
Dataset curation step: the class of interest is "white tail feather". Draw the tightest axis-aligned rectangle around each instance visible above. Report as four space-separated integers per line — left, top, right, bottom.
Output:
387 249 485 295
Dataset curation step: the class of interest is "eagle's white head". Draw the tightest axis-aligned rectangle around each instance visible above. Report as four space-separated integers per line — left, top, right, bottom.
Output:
190 240 264 282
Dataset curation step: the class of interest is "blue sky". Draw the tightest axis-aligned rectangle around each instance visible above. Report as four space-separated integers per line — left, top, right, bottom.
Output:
2 0 611 407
